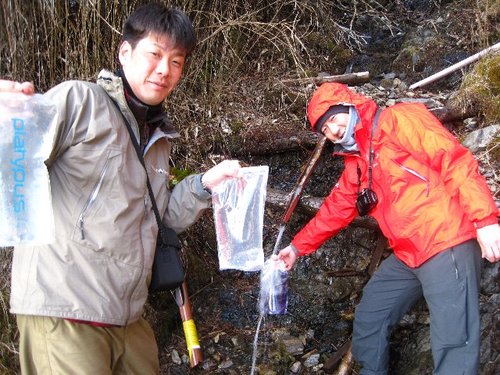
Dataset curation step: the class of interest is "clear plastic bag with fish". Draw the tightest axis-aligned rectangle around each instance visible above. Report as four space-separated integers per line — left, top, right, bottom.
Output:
212 166 268 271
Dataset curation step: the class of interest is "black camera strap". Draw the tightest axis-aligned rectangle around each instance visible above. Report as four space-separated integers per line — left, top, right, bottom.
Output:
111 100 169 244
367 108 382 190
357 108 382 192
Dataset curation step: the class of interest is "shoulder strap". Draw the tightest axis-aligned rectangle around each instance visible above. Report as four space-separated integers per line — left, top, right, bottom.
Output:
111 100 169 243
367 108 382 189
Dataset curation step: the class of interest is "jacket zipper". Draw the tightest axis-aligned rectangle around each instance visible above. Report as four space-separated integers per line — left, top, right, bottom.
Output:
78 158 112 240
393 160 430 197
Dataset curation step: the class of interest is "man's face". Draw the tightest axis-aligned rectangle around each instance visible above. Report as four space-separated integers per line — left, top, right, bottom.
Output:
119 33 186 105
320 112 349 142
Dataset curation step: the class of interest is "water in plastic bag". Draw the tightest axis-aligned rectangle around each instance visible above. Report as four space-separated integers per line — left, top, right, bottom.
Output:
0 93 56 246
258 258 288 315
212 165 268 271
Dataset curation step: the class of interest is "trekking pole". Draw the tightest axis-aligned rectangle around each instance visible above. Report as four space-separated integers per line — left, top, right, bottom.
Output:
272 135 327 254
174 281 203 367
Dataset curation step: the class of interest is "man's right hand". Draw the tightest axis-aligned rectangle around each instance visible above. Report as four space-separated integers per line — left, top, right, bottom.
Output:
273 245 298 271
0 80 35 94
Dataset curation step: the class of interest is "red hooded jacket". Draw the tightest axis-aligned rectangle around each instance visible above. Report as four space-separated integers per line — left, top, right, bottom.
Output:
292 83 498 268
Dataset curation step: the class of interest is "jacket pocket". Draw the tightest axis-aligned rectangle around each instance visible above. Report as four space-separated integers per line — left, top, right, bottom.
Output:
71 146 133 253
382 159 437 238
391 159 430 197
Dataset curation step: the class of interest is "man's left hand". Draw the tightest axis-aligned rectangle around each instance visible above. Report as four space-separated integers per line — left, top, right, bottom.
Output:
201 160 242 192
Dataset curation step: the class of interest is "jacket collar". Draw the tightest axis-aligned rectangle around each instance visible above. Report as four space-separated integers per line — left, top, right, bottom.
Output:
96 69 180 140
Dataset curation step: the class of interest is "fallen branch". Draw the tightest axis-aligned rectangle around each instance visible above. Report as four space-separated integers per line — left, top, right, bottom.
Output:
266 188 379 230
409 42 500 90
325 268 364 277
429 106 476 123
334 347 353 375
236 131 319 156
324 340 352 373
367 234 388 276
280 71 370 85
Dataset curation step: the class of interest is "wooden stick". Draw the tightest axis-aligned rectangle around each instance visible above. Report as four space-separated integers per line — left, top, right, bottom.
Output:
334 346 353 375
281 136 327 224
367 234 388 276
409 42 500 90
324 340 352 372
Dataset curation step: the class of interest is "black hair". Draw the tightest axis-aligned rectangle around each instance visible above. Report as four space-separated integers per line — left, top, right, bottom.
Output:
122 3 196 56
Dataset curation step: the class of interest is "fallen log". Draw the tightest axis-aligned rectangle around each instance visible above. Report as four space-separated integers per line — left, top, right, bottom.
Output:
280 71 370 85
266 188 379 230
239 130 320 156
429 106 476 123
234 102 474 157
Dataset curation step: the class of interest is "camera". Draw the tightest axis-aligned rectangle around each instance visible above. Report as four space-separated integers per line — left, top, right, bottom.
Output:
356 188 378 216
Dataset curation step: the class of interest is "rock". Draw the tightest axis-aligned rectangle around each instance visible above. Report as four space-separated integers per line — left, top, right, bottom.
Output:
201 359 217 371
481 263 500 295
290 361 303 373
231 336 239 347
171 349 182 365
312 363 324 371
281 335 305 355
380 78 394 89
303 353 321 368
464 117 479 130
330 278 356 301
218 359 234 369
462 124 500 152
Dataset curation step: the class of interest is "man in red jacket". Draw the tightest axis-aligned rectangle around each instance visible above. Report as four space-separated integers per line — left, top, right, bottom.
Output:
276 82 500 375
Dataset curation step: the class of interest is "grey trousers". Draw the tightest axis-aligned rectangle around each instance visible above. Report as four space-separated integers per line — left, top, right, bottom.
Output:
352 240 482 375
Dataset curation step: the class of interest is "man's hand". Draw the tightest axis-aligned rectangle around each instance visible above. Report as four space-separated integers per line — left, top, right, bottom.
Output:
0 79 35 94
201 160 242 192
477 223 500 263
273 245 298 271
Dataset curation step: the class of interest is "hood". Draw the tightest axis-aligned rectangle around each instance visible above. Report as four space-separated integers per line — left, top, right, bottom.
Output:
307 82 378 134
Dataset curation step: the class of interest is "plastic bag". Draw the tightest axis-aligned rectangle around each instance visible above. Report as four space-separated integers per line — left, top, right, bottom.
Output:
212 166 268 271
0 93 56 246
258 258 288 315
